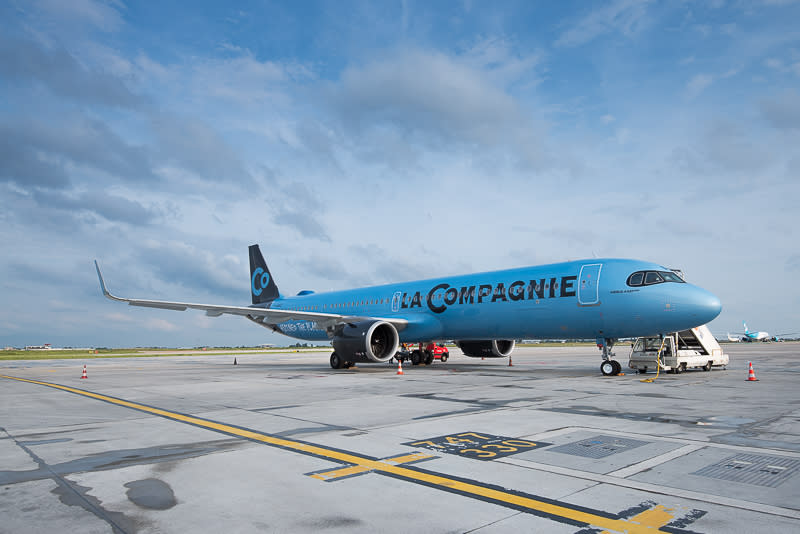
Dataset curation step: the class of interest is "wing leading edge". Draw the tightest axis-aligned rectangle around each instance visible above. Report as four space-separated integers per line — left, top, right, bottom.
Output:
94 260 407 332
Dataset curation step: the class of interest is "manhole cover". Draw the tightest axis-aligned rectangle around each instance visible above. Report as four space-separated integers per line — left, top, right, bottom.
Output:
692 453 800 488
548 435 649 459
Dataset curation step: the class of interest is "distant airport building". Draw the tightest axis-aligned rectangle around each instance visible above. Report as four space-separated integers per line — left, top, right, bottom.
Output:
24 344 52 350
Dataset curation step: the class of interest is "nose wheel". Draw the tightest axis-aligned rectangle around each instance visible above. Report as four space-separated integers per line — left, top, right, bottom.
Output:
600 360 622 376
597 337 621 376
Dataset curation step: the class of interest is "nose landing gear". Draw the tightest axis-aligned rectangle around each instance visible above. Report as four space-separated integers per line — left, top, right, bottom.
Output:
597 337 622 376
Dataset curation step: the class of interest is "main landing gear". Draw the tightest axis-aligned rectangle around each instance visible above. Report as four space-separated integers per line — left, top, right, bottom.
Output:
329 352 353 370
597 338 622 376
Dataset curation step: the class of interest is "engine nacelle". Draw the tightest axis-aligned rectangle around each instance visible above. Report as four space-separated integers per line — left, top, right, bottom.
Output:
456 339 516 358
332 320 399 363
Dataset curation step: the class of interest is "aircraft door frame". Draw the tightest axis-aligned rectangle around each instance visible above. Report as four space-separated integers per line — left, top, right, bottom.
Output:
391 291 402 312
578 263 602 306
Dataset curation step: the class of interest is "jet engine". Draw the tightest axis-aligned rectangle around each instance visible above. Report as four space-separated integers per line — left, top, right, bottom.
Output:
331 320 399 367
456 340 515 358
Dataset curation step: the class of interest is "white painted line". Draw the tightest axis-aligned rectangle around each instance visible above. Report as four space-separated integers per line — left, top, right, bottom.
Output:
609 444 704 478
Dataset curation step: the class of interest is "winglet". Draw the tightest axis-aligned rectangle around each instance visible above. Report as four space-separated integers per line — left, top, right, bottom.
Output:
94 260 124 302
94 260 110 297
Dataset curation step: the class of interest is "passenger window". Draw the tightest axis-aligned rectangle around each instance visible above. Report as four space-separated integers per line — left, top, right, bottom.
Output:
627 272 644 286
644 271 664 285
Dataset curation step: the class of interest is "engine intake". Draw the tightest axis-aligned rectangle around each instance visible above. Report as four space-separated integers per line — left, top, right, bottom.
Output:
456 339 515 358
332 320 399 363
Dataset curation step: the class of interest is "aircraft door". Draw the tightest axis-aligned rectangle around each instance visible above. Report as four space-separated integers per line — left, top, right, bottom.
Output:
578 263 602 305
391 291 402 312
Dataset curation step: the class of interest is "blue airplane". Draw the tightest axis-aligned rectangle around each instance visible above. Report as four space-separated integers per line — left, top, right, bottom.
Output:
94 244 722 375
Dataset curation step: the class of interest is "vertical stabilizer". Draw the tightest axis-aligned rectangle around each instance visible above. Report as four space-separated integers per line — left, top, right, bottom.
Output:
249 245 280 305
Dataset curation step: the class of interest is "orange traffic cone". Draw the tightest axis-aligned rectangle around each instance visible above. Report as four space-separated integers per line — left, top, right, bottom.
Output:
80 365 87 379
508 356 513 367
746 361 758 381
397 359 404 375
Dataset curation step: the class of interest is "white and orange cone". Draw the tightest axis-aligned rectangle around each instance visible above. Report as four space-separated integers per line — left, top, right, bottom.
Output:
746 361 758 381
80 365 87 379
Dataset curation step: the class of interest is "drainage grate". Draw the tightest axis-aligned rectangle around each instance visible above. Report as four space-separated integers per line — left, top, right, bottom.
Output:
692 453 800 488
548 435 649 459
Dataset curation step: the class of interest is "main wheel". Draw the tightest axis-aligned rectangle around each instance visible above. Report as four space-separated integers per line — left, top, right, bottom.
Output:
330 352 344 369
424 351 433 365
611 360 622 375
411 350 421 365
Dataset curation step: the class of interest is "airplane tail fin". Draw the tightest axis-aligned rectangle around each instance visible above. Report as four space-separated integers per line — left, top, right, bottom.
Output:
249 245 280 305
743 321 749 334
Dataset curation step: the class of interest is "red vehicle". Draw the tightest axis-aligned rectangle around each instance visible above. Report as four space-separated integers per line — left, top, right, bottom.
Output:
426 343 449 362
394 342 449 365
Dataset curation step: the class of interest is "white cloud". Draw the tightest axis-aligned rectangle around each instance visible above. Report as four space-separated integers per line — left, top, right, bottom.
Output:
555 0 653 48
33 0 125 33
326 48 548 168
686 73 714 98
144 318 180 332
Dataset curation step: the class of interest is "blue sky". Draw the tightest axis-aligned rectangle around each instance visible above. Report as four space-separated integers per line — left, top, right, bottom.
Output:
1 0 799 348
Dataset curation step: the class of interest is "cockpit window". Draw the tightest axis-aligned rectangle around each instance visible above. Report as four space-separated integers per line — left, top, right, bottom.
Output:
644 271 664 285
627 272 644 286
627 270 686 287
659 271 684 283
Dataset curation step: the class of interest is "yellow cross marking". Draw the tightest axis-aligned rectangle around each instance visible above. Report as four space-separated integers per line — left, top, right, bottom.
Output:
309 451 436 481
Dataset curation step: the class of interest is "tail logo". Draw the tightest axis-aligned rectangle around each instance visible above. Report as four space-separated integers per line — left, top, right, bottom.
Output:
251 267 270 297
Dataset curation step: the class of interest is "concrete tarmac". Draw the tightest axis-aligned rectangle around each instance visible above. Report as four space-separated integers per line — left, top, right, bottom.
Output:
1 343 799 533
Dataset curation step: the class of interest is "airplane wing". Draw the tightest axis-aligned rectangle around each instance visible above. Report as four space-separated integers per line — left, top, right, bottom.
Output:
94 261 407 332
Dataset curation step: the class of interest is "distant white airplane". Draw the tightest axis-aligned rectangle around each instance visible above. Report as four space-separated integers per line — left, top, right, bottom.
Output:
729 321 796 342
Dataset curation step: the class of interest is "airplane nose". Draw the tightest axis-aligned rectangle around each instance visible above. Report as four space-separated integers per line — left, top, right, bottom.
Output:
693 287 722 323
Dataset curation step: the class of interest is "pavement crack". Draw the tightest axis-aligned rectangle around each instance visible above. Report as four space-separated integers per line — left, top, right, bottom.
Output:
0 426 133 534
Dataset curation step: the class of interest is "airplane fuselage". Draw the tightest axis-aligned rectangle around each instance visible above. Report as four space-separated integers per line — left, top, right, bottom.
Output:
259 258 721 343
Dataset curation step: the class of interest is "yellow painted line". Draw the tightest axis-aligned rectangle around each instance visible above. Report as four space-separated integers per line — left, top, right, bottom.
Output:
310 452 436 481
310 464 371 481
384 452 435 465
1 375 676 533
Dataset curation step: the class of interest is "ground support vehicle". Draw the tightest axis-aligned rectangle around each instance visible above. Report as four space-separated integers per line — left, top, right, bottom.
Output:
427 343 449 362
628 324 729 374
393 342 449 365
